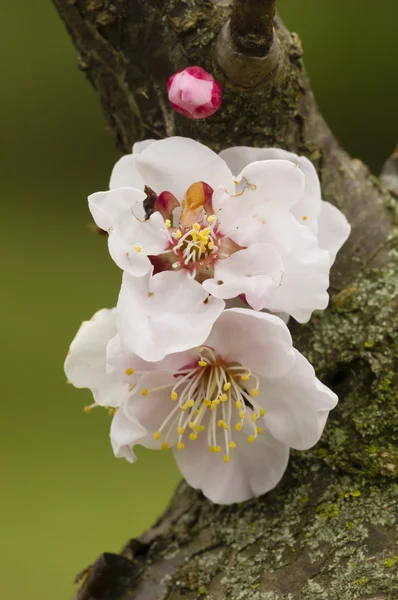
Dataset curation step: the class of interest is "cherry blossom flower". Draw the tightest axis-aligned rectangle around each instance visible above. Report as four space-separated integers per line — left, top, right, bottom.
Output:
65 307 338 504
167 66 222 119
89 137 350 323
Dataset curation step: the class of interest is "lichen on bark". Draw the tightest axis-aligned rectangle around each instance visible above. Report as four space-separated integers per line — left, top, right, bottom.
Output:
52 1 398 598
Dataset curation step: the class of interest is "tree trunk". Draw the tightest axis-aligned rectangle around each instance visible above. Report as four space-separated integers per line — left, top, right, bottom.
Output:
53 2 398 598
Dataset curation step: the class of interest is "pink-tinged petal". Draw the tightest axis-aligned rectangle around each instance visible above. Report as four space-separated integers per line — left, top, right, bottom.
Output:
180 182 214 228
265 227 331 323
110 407 146 463
213 160 305 247
205 308 295 379
174 423 289 504
203 243 283 311
135 137 233 199
154 191 180 220
220 146 321 234
318 201 351 264
64 308 128 408
258 350 338 450
116 270 225 362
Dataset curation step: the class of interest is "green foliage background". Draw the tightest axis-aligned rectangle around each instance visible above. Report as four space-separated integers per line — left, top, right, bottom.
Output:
1 1 397 598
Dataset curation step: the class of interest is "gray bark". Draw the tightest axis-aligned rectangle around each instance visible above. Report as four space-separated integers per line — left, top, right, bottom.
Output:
53 2 398 598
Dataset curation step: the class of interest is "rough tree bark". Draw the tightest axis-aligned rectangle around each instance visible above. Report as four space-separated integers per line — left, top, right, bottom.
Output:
53 1 398 598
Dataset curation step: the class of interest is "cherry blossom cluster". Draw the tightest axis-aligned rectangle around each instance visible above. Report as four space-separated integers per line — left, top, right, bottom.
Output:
65 136 350 504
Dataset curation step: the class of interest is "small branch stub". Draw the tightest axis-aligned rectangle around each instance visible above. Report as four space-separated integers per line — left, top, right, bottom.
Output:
230 0 277 56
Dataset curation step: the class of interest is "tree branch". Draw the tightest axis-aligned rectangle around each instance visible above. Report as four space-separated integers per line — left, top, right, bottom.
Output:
51 2 398 598
230 0 277 56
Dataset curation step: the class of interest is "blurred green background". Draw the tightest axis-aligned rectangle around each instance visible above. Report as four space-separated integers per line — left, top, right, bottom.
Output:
1 1 397 598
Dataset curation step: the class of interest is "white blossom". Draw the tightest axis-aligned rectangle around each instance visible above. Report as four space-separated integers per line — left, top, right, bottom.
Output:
64 307 338 504
89 137 350 324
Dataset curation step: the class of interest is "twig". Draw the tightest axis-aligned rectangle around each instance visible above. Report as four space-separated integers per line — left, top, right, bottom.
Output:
230 0 277 56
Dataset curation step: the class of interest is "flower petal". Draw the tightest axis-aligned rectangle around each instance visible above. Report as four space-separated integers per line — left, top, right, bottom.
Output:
134 137 233 199
265 227 331 323
204 308 295 379
174 423 289 504
64 308 128 407
213 160 305 247
109 139 156 190
203 243 283 311
89 187 170 276
318 201 351 264
117 270 225 362
220 146 321 234
259 350 338 450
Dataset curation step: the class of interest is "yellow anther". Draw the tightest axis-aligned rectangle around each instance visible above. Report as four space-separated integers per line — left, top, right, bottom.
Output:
256 427 263 434
153 431 161 440
223 422 229 430
259 409 265 417
235 400 242 409
198 360 207 367
239 410 245 419
197 425 206 432
207 214 216 223
210 403 216 411
188 422 195 429
161 442 169 450
229 441 237 449
181 403 188 411
177 441 185 450
199 346 204 352
174 229 182 239
302 215 308 221
134 244 142 253
108 408 116 416
125 368 135 376
213 397 221 405
223 382 231 391
193 223 201 232
186 399 195 408
241 374 250 381
194 410 200 416
235 423 242 431
141 388 148 396
220 393 228 402
248 435 255 443
251 414 257 422
208 241 214 250
204 398 211 407
251 389 259 397
224 455 231 463
201 227 210 236
208 445 215 453
171 391 178 401
165 219 171 229
84 406 91 414
189 432 198 441
217 419 224 428
214 445 221 453
177 426 185 435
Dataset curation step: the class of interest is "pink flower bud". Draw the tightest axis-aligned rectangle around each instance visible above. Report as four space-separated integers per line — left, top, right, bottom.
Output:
167 66 222 120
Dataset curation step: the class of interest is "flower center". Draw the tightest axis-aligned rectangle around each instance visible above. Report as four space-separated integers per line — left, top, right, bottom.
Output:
168 217 221 277
141 347 264 463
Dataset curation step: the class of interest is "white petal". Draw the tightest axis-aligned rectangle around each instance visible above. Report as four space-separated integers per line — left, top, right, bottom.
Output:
64 308 128 407
109 140 156 190
259 350 338 450
213 160 305 247
203 243 283 311
110 406 146 463
174 424 289 504
318 201 351 264
132 139 156 154
89 188 170 276
205 308 295 379
265 227 331 323
89 187 146 232
134 137 233 198
117 270 225 362
220 146 321 234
